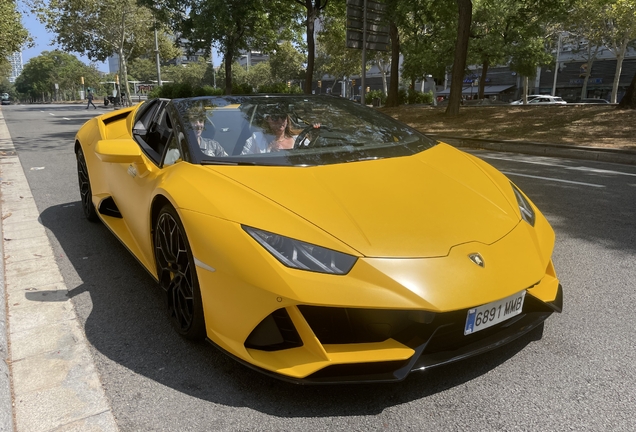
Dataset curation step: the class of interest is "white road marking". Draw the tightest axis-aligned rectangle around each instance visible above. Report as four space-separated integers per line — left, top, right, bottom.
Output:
63 117 70 120
502 171 606 188
480 153 636 177
49 113 55 116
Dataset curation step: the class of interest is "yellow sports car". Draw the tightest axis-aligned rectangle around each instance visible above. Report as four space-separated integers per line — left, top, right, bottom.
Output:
75 95 562 383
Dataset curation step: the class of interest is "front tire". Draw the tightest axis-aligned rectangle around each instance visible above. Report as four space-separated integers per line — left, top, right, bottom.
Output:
76 147 99 222
154 204 206 340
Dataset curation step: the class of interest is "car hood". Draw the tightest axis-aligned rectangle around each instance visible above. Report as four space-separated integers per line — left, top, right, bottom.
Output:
209 144 520 258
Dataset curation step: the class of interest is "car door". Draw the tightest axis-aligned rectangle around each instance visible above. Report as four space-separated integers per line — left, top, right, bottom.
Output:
105 100 176 272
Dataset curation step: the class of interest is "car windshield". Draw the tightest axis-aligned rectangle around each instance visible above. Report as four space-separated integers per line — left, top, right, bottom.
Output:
172 95 436 166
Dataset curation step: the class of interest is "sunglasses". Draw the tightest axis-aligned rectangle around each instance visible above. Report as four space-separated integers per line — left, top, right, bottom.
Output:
264 114 285 121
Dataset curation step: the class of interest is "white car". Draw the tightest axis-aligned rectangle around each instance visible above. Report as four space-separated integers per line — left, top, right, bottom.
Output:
509 95 542 105
527 95 567 105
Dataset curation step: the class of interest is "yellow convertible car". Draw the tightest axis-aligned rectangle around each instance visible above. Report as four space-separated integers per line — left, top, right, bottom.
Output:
75 95 562 383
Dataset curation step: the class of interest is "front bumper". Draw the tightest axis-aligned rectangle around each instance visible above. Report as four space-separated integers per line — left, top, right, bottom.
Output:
210 284 562 384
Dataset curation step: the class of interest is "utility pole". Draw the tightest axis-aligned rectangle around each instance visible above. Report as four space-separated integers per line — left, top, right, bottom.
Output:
552 32 563 96
154 17 162 86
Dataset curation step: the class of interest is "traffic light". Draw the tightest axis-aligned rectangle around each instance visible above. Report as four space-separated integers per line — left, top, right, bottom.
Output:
80 76 84 85
317 80 322 88
352 79 356 86
287 81 291 88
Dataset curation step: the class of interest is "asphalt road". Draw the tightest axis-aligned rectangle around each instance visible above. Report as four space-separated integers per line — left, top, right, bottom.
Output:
3 103 636 432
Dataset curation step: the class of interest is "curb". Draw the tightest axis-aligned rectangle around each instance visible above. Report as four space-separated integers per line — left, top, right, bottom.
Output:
0 107 118 432
431 135 636 166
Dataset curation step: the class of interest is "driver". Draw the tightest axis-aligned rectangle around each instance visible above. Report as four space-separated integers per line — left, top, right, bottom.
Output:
242 106 320 154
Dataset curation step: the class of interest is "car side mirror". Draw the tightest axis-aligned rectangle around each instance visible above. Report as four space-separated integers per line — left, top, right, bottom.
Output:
95 139 143 164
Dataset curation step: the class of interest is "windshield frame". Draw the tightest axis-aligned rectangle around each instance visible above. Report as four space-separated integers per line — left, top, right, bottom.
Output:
171 95 437 167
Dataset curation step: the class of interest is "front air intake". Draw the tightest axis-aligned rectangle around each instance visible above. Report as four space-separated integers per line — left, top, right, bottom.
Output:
244 308 303 351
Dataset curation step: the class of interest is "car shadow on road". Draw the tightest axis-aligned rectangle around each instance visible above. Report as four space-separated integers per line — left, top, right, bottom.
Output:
37 201 544 418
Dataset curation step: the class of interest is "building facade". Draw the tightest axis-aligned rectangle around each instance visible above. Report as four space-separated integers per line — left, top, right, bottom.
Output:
8 52 23 83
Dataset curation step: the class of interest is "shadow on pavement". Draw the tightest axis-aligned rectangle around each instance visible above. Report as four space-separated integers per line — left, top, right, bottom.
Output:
37 201 542 418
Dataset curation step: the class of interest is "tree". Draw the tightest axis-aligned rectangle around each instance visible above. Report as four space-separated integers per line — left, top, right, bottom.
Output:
162 58 214 87
244 61 274 90
176 0 302 95
399 0 455 94
445 0 472 116
31 0 176 105
0 0 30 60
269 41 305 83
14 50 101 102
565 0 606 99
601 0 636 103
315 1 362 94
295 0 329 94
128 58 160 83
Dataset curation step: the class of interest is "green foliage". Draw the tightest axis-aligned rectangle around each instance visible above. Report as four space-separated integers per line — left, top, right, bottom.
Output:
31 0 178 103
269 41 305 82
128 58 160 83
399 0 456 85
244 61 274 90
407 89 433 104
162 59 214 87
398 88 408 105
257 82 303 94
365 89 387 105
14 50 102 102
0 0 30 59
165 0 303 93
316 0 363 82
231 83 254 94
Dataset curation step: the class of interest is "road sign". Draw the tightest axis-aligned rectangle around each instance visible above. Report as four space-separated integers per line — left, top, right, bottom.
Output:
346 0 390 52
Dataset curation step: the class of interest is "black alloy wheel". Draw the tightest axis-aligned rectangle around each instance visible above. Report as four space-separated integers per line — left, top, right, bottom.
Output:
76 147 99 222
154 204 206 340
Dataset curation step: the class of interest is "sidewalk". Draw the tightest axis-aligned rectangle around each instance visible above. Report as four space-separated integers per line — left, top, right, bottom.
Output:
0 103 635 431
434 135 636 166
0 107 118 432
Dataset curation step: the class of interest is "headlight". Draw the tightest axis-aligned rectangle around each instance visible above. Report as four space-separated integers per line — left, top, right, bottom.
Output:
511 183 535 226
243 226 357 275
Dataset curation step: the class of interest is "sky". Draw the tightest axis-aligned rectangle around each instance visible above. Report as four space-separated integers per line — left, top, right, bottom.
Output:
18 3 223 74
19 4 110 72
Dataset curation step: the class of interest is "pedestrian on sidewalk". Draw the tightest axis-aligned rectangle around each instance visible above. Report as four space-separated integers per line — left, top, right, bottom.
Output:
86 90 97 109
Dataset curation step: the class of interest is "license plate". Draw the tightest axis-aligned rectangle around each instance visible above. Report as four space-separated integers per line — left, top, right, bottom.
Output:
464 291 526 335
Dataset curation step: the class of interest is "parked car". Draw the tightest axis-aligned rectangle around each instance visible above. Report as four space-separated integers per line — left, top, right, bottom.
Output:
578 98 610 104
527 95 567 105
509 95 543 105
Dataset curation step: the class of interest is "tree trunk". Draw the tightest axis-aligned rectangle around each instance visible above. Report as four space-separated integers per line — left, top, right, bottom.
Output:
617 72 636 109
445 0 472 116
385 21 400 107
610 54 625 103
224 46 233 95
304 1 317 95
611 45 626 103
580 45 599 100
478 59 488 99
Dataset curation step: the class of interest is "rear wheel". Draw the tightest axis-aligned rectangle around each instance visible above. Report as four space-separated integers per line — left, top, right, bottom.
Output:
76 147 99 222
154 204 206 340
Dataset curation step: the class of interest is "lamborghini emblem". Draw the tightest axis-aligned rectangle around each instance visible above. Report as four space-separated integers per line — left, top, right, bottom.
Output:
469 253 485 267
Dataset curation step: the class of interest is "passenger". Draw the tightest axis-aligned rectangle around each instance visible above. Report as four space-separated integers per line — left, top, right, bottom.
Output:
189 109 227 157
